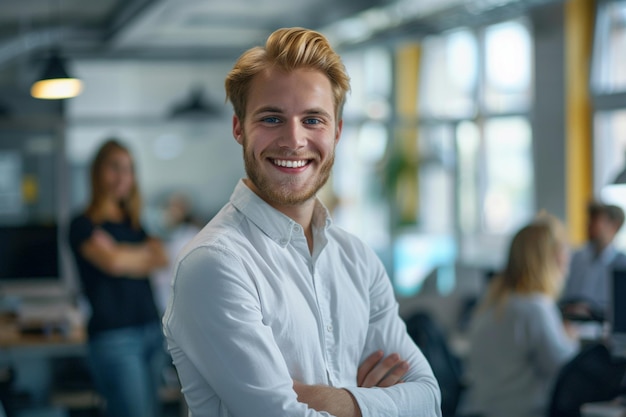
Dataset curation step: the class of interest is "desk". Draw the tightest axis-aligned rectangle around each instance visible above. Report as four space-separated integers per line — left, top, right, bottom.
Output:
1 313 186 417
0 315 86 351
582 399 626 417
0 312 88 409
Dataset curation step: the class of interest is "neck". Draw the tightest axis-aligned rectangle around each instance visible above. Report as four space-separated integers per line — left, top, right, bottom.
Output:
592 239 610 254
98 198 125 222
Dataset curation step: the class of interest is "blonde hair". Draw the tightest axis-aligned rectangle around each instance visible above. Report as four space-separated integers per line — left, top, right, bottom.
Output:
482 212 568 309
85 139 142 229
225 27 351 122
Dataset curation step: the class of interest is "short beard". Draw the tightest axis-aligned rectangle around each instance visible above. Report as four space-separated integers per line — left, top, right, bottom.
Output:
242 135 334 206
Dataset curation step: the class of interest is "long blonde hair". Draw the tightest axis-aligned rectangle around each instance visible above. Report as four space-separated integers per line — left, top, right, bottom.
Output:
85 139 141 229
225 27 351 122
482 212 568 309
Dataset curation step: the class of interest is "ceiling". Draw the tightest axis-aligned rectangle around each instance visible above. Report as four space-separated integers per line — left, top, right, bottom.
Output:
0 0 563 87
0 0 569 57
0 0 395 65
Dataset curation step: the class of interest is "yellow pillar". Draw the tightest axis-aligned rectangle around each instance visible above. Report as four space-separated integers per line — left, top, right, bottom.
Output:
565 0 595 244
393 43 421 226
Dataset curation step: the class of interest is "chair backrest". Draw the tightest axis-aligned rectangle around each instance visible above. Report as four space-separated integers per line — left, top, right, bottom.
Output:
547 342 626 417
405 311 464 417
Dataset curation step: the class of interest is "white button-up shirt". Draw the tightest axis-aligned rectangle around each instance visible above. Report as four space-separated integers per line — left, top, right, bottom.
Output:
163 180 441 417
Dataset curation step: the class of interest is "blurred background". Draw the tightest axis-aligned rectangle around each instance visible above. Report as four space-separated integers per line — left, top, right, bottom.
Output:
0 0 625 415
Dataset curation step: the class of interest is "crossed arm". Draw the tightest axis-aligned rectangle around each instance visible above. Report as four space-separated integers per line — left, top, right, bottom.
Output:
80 228 168 277
166 246 441 417
293 351 410 417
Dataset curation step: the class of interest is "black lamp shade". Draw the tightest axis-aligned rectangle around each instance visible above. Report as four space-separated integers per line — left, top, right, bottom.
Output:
37 54 72 81
170 88 222 119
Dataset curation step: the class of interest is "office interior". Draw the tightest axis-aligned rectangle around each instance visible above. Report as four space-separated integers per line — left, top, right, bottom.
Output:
0 0 625 415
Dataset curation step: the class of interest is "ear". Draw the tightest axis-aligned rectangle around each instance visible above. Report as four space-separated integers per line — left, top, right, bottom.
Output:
232 115 243 145
334 119 343 145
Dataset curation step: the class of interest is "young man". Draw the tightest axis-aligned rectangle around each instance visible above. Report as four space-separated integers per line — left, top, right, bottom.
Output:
561 201 626 319
162 27 441 417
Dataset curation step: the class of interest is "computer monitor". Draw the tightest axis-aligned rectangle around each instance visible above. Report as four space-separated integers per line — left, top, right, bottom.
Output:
0 224 59 281
610 269 626 357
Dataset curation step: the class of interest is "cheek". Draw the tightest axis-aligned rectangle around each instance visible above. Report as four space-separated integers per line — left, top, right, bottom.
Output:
121 173 135 188
107 171 133 190
101 171 117 187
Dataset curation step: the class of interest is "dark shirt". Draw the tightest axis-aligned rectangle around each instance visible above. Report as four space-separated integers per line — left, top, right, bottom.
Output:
69 214 160 336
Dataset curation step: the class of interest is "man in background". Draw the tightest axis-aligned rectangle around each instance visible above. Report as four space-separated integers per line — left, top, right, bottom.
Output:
561 201 626 320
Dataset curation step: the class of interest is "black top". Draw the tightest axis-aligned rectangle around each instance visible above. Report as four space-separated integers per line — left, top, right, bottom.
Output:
68 214 160 336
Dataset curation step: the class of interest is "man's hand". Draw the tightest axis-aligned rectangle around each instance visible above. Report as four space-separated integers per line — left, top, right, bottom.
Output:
357 350 409 388
293 381 361 417
291 351 408 416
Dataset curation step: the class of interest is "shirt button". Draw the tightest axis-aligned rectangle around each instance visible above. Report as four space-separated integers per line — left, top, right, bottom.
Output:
293 224 301 233
280 239 288 245
327 324 333 332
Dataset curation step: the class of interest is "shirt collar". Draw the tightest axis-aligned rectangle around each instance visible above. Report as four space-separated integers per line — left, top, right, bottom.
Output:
229 179 332 248
584 242 618 264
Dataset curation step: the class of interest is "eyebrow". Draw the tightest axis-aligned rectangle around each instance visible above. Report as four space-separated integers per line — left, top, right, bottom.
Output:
252 106 333 120
252 106 283 116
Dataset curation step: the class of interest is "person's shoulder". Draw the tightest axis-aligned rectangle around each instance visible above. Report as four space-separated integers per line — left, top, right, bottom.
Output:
571 244 592 260
509 293 554 314
67 212 95 248
328 224 376 256
328 223 366 245
326 226 388 278
69 212 92 231
612 250 626 268
176 209 246 261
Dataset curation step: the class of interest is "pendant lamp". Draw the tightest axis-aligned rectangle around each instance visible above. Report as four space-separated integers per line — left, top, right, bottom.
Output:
30 51 83 100
169 87 222 120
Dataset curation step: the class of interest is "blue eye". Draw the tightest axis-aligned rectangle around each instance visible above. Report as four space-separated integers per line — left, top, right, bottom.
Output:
304 118 321 125
262 117 280 124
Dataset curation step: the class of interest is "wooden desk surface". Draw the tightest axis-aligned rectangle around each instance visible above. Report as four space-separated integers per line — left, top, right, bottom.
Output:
0 313 86 350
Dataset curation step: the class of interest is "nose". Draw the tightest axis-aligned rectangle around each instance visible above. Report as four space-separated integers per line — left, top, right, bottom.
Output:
277 119 307 149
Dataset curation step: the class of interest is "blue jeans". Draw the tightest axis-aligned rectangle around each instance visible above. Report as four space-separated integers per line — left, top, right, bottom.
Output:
88 322 166 417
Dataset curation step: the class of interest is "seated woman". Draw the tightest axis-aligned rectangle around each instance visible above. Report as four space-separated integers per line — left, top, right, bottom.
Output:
464 213 579 417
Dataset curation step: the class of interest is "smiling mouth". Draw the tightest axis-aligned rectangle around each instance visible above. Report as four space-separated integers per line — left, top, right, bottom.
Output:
271 159 310 168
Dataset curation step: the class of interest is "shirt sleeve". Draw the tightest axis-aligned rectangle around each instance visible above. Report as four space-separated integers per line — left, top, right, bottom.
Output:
525 296 579 378
343 248 442 417
163 245 335 417
68 215 94 253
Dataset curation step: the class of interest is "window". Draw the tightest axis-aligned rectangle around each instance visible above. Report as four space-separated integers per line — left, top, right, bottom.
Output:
418 18 534 268
591 0 626 93
419 29 478 119
594 109 626 191
483 117 533 233
592 1 626 252
596 110 626 251
484 21 533 112
329 47 393 258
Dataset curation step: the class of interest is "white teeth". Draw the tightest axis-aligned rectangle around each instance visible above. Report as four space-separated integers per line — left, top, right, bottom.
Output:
273 159 307 168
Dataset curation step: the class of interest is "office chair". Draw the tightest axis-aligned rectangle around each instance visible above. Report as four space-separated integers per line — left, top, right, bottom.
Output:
0 367 14 417
405 311 465 417
547 342 626 417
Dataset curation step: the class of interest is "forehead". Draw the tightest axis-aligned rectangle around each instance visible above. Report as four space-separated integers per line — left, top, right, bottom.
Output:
246 67 334 113
590 211 610 221
103 149 132 165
